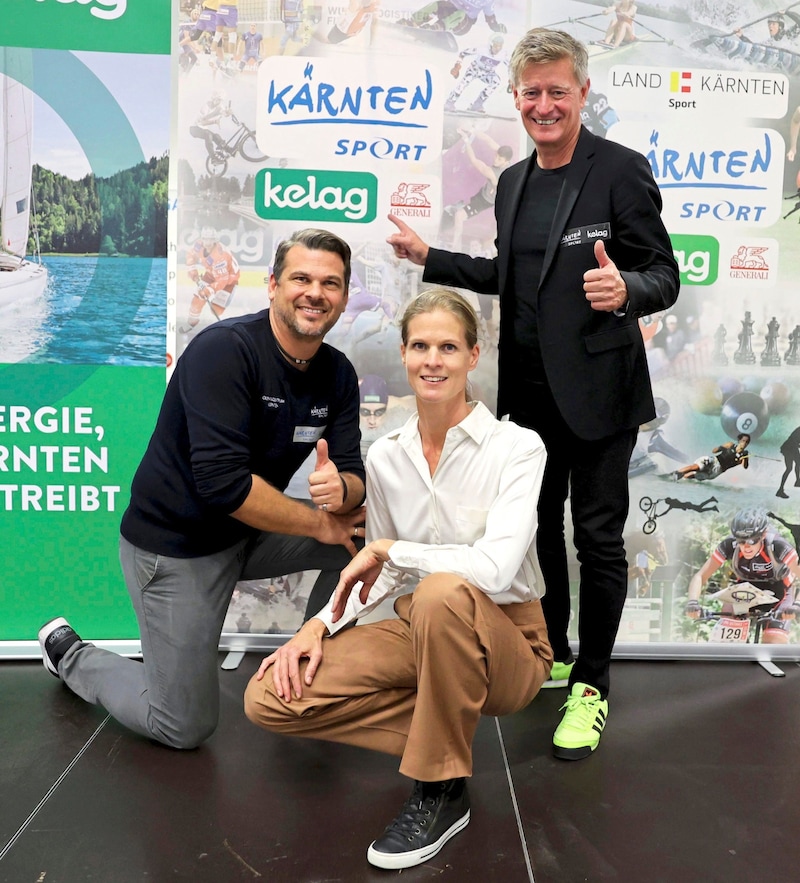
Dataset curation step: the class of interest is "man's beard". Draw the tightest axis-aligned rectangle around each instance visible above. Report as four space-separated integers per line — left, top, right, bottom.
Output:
272 300 338 340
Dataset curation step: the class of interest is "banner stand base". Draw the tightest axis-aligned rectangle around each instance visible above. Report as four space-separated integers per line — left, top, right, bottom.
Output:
221 651 245 671
757 659 786 678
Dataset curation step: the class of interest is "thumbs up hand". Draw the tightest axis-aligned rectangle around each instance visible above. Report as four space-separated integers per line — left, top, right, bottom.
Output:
583 239 628 313
594 239 612 269
308 438 345 512
314 438 331 473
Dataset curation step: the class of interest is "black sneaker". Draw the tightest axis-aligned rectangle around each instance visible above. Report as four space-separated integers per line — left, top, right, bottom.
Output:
38 617 81 677
366 778 470 870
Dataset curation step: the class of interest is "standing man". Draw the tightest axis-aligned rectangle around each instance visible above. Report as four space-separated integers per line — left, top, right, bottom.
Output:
387 28 679 759
238 22 265 70
39 229 366 750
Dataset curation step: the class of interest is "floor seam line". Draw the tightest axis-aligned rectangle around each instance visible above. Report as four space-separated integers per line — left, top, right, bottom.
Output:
494 716 536 883
0 715 110 863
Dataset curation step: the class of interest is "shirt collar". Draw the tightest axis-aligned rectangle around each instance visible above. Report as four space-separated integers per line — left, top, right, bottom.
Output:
394 400 494 451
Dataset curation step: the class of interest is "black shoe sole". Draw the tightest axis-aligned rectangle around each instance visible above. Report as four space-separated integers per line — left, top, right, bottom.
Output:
367 810 470 870
553 743 596 761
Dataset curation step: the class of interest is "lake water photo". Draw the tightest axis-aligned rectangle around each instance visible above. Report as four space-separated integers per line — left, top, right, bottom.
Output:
0 255 166 366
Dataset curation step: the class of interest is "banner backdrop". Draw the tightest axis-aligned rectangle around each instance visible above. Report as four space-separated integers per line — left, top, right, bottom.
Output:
1 0 170 644
170 0 800 656
4 0 800 661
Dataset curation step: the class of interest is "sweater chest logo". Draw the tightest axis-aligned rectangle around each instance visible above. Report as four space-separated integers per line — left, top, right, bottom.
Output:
294 425 326 443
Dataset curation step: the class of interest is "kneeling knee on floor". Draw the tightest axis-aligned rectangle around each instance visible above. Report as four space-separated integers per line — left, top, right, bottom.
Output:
155 713 219 750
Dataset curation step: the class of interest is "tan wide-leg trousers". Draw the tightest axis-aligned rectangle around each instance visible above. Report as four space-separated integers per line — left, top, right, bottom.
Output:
244 573 553 782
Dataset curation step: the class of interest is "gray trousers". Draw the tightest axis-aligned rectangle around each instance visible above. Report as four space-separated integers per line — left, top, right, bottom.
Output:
59 532 350 748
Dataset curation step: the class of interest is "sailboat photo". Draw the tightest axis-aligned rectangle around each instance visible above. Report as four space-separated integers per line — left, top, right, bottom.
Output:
0 57 48 310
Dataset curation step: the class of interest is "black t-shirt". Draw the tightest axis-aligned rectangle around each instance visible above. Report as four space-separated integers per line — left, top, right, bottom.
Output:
120 309 364 557
510 162 567 383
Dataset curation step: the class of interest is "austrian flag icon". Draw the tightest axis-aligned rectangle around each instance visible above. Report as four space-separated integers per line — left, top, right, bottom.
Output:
670 71 692 93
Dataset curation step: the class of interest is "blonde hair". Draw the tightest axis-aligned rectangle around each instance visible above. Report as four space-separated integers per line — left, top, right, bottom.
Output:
400 288 479 349
509 28 589 89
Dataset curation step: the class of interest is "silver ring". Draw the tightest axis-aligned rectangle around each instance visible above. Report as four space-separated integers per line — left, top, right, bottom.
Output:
353 527 359 537
321 503 328 512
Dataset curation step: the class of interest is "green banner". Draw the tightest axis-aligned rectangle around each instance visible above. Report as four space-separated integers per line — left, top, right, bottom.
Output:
8 0 170 54
0 366 164 640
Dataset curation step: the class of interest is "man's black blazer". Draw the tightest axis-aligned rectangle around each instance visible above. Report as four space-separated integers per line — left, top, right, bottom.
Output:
424 125 680 441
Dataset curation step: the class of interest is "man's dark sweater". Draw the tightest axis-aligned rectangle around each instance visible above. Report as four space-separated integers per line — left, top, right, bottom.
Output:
121 309 364 557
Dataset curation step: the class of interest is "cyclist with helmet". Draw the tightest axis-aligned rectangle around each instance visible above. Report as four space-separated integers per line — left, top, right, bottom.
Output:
189 90 231 158
685 507 800 643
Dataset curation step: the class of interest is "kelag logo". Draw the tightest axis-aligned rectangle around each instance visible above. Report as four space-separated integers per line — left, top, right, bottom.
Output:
9 0 168 53
254 169 377 223
670 233 718 285
34 0 127 20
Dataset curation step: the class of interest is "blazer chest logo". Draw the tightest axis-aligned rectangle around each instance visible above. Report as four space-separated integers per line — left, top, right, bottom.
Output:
561 223 612 247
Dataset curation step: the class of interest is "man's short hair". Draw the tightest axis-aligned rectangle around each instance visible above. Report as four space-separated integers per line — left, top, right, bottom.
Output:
272 228 352 291
509 28 589 90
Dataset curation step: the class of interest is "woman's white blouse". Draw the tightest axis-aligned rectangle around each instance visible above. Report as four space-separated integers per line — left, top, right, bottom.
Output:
316 401 547 635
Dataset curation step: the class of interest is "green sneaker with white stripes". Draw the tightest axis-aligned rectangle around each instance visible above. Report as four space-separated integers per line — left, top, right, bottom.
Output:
552 682 608 760
541 659 574 688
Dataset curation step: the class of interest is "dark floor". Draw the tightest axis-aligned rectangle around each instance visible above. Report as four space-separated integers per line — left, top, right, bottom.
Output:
2 657 798 882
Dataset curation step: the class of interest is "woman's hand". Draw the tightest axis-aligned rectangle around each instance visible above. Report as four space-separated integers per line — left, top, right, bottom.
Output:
331 539 393 621
254 618 327 701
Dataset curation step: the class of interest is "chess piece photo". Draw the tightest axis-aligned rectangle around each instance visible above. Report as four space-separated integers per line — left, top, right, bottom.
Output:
760 316 782 366
711 323 728 366
734 310 756 365
786 325 800 366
